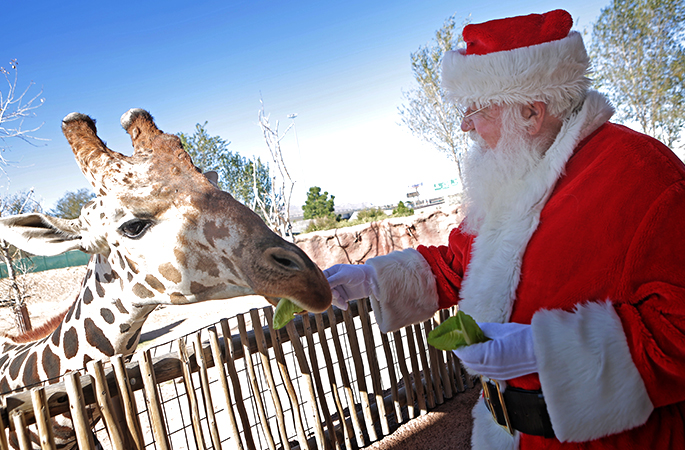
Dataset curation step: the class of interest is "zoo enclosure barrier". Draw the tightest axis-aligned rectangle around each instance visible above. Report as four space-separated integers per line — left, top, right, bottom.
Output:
0 299 477 450
0 251 90 278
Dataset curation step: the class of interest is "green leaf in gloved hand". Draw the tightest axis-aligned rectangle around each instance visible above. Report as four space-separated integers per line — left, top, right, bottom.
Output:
427 310 489 351
273 298 304 330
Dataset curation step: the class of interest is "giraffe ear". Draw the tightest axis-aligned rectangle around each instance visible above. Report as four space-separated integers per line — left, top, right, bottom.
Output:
0 213 84 256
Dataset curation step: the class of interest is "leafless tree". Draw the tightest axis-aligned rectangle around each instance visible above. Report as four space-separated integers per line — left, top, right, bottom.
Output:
0 189 42 333
1 59 46 160
254 98 296 241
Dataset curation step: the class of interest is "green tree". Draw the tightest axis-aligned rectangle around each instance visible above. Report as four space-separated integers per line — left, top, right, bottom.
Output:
392 201 414 217
590 0 685 148
303 186 335 220
398 14 470 180
179 122 272 210
50 188 95 219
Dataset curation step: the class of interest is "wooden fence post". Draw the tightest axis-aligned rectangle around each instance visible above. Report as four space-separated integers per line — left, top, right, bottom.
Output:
30 387 55 450
207 326 245 450
64 372 95 450
137 349 170 450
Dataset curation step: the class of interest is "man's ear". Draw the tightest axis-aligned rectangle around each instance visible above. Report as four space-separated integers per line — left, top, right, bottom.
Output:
0 214 85 256
522 102 548 136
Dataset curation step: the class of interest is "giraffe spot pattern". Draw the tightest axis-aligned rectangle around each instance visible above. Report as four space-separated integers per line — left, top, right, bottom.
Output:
194 255 220 278
9 348 31 380
95 279 105 297
133 283 154 299
75 299 82 320
51 322 62 346
65 301 76 322
125 256 139 274
22 353 39 387
190 281 210 295
84 318 115 357
113 299 129 315
126 328 141 351
128 272 134 282
42 346 61 380
83 355 93 367
83 287 94 305
220 256 237 277
63 327 79 359
120 323 131 333
169 292 187 304
159 262 182 283
0 377 9 394
100 308 115 324
118 251 126 270
145 274 165 293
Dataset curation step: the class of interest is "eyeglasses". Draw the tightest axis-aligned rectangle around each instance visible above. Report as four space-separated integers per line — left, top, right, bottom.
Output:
457 104 488 121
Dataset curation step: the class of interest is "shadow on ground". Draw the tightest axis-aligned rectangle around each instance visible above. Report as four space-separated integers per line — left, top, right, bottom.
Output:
139 319 185 343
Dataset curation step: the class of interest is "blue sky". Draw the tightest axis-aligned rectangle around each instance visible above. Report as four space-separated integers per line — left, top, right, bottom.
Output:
2 0 609 212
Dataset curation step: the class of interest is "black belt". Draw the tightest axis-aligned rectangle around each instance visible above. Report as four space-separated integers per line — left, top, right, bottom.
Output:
482 379 555 438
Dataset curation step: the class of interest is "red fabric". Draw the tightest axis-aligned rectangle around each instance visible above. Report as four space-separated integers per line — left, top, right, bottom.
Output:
463 9 572 55
423 123 685 448
417 228 470 309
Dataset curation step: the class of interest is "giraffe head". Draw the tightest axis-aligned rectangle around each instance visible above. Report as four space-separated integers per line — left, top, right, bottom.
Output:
0 109 331 312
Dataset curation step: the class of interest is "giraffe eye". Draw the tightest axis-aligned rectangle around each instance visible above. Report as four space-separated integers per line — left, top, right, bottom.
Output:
119 219 153 239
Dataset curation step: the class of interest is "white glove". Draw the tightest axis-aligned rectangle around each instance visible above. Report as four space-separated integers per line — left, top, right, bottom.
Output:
453 322 537 380
323 264 379 311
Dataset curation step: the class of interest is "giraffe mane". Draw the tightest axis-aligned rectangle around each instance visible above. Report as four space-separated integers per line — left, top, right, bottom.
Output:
1 309 68 344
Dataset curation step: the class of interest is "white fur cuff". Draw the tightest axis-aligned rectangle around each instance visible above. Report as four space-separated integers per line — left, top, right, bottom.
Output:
532 301 653 442
471 396 519 450
365 248 439 333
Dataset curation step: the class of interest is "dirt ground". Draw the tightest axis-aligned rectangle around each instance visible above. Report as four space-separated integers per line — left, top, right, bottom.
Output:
0 266 477 449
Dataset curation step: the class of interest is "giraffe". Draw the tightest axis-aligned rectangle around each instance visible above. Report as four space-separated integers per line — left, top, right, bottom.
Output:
0 109 331 448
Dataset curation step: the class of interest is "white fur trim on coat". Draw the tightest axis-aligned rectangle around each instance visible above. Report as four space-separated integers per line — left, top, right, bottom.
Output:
472 396 519 450
365 248 439 333
441 32 591 113
458 91 614 325
532 301 654 442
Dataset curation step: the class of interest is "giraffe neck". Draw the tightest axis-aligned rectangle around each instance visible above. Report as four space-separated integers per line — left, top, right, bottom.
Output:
0 255 157 393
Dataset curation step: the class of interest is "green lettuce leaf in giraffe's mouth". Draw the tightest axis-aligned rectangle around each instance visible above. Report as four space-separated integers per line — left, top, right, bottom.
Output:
272 298 305 329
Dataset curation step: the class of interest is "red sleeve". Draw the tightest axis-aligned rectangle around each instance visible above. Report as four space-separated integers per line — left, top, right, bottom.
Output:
417 227 471 309
614 181 685 409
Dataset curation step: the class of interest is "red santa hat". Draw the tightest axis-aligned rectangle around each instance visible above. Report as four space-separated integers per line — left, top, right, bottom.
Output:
441 9 591 112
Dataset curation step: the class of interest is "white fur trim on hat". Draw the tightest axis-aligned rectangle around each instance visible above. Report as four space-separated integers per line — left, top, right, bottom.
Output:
365 248 439 333
441 31 591 112
532 300 654 442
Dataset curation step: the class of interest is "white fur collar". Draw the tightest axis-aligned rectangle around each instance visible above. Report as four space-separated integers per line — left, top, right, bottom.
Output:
458 92 614 323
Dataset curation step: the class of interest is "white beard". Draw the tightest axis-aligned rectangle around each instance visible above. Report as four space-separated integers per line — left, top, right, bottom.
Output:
460 113 550 235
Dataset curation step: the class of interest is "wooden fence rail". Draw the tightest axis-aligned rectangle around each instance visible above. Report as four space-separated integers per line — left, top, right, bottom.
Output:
0 299 476 450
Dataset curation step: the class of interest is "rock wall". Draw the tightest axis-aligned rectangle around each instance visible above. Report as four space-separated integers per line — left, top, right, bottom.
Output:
295 205 464 268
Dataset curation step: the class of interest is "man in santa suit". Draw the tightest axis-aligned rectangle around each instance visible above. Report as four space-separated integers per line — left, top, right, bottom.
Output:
325 9 685 449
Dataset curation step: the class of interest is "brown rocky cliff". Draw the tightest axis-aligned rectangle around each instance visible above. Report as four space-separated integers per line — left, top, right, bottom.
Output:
295 205 464 268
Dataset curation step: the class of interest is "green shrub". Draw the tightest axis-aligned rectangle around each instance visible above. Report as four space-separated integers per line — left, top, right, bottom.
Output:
305 215 341 233
392 201 414 217
356 207 387 221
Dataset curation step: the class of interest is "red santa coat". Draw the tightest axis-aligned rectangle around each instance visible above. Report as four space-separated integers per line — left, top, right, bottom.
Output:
365 92 685 449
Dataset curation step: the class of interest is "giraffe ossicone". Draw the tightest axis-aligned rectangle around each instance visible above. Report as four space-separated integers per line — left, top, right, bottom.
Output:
0 107 331 409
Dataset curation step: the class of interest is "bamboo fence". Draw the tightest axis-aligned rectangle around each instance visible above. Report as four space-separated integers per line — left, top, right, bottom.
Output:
0 300 475 450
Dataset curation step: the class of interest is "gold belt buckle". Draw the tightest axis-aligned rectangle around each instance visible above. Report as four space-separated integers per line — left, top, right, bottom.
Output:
481 376 514 435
